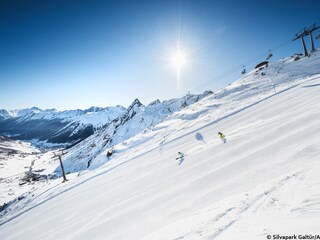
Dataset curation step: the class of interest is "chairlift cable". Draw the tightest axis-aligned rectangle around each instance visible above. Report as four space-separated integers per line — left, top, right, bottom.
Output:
185 38 292 95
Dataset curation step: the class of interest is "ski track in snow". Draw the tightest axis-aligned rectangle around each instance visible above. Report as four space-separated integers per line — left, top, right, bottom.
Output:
151 168 316 240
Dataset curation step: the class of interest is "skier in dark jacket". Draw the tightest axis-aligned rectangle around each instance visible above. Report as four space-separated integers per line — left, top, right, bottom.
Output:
106 150 113 159
176 152 185 160
176 152 185 165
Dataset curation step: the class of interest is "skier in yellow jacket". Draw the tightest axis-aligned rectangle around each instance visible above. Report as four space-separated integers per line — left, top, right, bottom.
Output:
218 132 226 143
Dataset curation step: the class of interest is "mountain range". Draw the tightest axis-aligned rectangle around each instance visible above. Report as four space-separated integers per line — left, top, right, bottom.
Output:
0 92 212 147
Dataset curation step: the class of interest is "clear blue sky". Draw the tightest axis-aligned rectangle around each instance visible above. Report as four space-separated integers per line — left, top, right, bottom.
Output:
1 0 320 110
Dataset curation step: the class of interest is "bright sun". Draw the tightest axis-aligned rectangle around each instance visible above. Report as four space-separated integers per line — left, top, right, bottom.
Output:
170 42 188 88
171 49 187 70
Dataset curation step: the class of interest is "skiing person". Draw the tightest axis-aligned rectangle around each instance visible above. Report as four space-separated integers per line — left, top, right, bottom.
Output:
218 132 226 143
176 152 185 160
176 152 185 165
106 149 113 159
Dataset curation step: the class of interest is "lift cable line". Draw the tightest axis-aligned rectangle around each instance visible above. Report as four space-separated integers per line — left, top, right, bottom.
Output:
187 38 292 95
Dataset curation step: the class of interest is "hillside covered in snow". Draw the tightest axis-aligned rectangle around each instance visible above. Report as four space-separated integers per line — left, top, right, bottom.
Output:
0 51 320 239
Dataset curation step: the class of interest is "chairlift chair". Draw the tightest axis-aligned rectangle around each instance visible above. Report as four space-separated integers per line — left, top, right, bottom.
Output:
241 66 246 74
266 50 273 60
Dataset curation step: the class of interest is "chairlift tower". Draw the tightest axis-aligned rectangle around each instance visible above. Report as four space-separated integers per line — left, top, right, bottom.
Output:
305 23 320 52
293 28 309 56
293 23 320 56
52 149 68 182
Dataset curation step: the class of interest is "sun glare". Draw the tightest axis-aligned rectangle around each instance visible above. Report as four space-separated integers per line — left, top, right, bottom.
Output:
171 48 187 70
170 41 188 89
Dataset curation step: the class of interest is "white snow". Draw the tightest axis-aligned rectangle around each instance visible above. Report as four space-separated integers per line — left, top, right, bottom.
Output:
0 52 320 239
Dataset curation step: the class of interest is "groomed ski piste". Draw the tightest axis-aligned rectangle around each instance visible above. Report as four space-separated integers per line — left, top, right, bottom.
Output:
0 52 320 239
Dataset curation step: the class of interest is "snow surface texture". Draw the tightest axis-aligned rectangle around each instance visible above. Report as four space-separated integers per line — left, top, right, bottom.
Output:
0 52 320 239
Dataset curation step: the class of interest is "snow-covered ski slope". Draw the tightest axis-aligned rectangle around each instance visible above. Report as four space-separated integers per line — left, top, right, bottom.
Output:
1 52 320 239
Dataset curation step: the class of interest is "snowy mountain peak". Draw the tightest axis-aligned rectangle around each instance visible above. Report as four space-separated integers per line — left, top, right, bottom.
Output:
126 99 144 117
5 107 42 118
30 107 42 111
84 106 105 113
128 98 143 110
148 99 161 106
0 109 11 120
125 99 143 120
